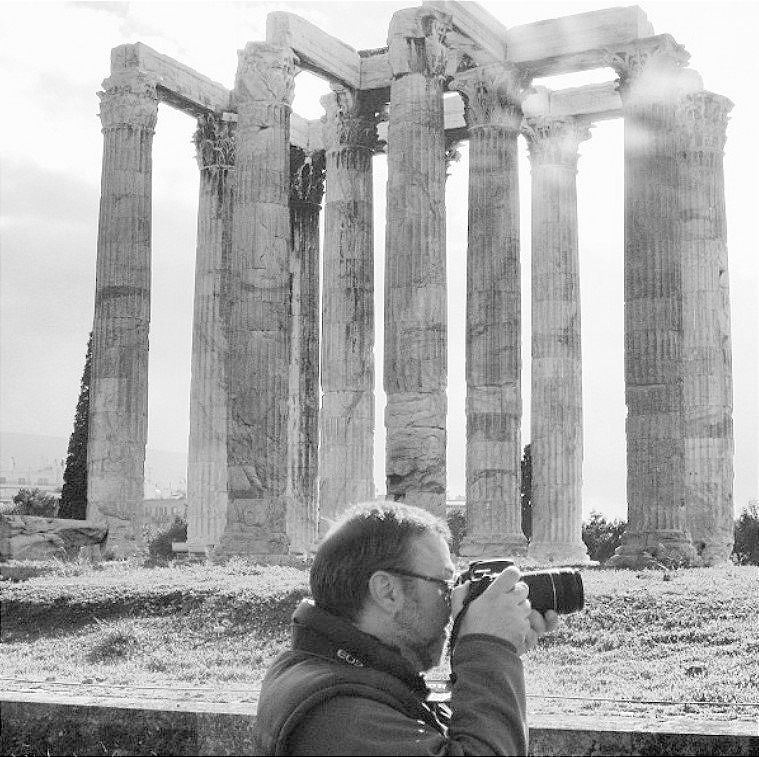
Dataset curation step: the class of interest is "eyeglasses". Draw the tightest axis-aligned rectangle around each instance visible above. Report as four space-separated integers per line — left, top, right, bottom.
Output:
388 569 457 597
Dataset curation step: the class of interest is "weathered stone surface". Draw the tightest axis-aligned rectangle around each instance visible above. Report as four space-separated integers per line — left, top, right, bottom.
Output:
609 39 701 568
185 114 234 554
384 9 450 517
266 12 361 89
88 70 158 556
215 43 294 558
110 43 230 115
678 91 734 565
0 516 107 561
319 87 378 528
450 66 527 556
525 116 591 565
287 146 325 552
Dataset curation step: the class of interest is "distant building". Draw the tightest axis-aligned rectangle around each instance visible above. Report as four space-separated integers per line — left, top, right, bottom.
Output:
0 461 64 505
142 496 187 529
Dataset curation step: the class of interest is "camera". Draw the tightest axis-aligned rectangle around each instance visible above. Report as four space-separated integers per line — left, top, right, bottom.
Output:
456 558 585 616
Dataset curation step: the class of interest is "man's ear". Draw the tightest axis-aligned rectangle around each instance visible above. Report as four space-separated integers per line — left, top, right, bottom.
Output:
367 570 402 614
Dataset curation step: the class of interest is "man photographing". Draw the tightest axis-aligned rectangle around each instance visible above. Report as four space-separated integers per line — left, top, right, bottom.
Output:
254 501 559 755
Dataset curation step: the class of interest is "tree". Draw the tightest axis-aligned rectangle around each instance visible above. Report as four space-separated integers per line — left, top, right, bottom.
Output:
12 488 58 517
59 332 91 519
733 502 759 565
582 511 627 563
520 443 532 540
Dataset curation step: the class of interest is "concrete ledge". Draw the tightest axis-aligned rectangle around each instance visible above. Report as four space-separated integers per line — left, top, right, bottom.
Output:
1 692 757 756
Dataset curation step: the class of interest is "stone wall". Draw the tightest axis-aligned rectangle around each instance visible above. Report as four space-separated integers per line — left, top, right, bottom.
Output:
1 693 756 756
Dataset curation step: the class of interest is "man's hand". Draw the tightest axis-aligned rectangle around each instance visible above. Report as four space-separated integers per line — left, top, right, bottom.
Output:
451 566 560 655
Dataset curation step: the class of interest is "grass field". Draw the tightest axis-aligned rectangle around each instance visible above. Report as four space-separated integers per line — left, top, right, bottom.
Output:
1 560 757 724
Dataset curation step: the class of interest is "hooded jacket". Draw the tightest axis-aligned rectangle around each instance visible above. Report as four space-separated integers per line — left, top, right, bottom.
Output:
253 600 528 755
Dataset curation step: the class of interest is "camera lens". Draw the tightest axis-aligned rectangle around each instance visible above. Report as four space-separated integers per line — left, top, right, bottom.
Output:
521 568 584 615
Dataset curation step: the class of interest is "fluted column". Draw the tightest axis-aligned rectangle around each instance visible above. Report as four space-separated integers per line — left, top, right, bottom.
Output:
679 92 734 564
320 88 378 529
524 116 591 565
451 66 528 556
186 113 235 553
288 146 325 552
216 43 295 558
608 38 701 567
87 70 158 555
384 8 450 517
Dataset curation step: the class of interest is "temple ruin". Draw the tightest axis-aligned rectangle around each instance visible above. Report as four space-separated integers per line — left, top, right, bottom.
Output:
86 2 734 567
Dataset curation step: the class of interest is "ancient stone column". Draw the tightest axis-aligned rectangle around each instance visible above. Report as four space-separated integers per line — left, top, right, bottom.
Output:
384 8 450 517
319 88 378 529
287 146 325 552
678 92 734 564
215 43 295 558
524 116 591 565
451 66 528 556
87 70 158 555
185 113 235 553
608 39 701 567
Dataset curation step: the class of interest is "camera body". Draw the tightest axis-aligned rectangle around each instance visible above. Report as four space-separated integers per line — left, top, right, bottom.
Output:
456 558 585 616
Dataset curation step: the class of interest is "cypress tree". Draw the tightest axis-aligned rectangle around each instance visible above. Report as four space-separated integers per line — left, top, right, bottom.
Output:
59 332 92 519
520 443 532 540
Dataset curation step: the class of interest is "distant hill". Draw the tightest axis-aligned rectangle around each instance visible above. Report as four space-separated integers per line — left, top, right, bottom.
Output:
0 432 187 498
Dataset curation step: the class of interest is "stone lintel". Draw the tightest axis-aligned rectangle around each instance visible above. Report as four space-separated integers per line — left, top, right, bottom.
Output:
266 11 361 89
110 43 230 115
523 82 621 122
422 1 508 65
505 6 655 76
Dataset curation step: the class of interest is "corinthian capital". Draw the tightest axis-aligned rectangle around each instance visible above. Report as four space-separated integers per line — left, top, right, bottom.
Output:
450 65 530 131
235 42 295 107
677 91 733 153
98 71 158 131
604 35 696 102
290 146 326 206
523 117 592 169
194 112 236 171
387 7 452 79
320 87 379 152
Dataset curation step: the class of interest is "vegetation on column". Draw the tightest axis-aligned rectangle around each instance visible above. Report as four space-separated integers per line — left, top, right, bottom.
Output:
59 332 92 520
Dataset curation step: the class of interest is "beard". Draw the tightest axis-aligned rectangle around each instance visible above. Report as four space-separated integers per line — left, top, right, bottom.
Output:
393 600 450 671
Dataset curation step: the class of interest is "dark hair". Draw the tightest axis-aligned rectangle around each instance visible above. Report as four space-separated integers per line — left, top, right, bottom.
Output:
310 501 451 621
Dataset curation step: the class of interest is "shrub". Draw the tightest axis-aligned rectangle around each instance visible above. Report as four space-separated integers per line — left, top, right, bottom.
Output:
582 511 626 563
733 502 759 565
147 516 188 562
447 509 466 556
10 488 58 517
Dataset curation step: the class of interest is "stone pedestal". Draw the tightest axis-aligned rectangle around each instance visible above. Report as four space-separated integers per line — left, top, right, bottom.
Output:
287 147 325 552
319 88 377 530
87 71 158 555
384 9 450 517
451 66 528 556
525 116 591 565
609 41 701 568
185 114 234 554
679 92 734 564
215 43 295 558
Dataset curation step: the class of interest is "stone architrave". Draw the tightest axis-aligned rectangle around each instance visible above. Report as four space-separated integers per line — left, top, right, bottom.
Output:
678 92 734 564
215 43 295 558
320 87 378 529
185 113 235 553
88 71 159 555
450 65 529 556
384 9 450 517
524 116 592 565
288 146 326 552
608 39 701 567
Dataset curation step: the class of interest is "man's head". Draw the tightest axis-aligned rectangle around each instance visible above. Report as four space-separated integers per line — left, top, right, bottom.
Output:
310 501 455 671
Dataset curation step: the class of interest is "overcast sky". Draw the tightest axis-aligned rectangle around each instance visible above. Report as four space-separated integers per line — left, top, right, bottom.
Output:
1 1 756 520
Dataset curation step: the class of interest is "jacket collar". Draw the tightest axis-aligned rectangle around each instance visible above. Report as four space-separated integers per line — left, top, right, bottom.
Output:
291 599 431 700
